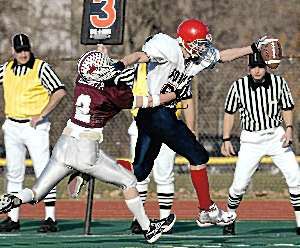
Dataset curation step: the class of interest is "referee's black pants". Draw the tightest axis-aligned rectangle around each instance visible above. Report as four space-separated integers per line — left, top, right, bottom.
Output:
133 106 209 182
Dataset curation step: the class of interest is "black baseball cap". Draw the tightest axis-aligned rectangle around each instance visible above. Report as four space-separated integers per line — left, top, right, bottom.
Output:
248 52 266 68
12 33 31 52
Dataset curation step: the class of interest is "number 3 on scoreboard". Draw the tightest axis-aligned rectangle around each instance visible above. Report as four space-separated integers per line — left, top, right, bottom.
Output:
75 94 92 123
90 0 116 28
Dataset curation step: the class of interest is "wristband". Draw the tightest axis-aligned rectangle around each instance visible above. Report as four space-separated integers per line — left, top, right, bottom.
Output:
286 125 293 129
132 96 137 109
152 95 160 107
142 96 149 108
222 137 231 142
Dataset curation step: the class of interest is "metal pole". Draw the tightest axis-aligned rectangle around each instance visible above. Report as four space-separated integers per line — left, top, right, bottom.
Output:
84 176 95 235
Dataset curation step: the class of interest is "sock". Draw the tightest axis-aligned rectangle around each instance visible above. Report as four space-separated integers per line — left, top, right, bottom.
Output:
44 188 56 220
45 206 55 221
190 168 212 211
289 191 300 226
295 211 300 227
157 184 174 219
227 193 243 212
136 182 149 205
125 196 150 231
8 207 19 222
15 188 34 203
117 160 133 172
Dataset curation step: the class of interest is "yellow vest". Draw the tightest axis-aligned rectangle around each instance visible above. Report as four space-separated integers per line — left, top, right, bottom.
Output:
131 63 181 118
3 59 49 118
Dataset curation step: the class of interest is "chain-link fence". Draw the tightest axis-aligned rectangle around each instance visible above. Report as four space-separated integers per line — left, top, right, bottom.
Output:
0 57 298 161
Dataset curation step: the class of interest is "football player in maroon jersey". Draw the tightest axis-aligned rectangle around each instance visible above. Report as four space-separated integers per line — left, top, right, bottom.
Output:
0 50 186 244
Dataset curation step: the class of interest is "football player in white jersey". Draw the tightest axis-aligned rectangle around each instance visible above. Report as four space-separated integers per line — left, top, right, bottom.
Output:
113 18 271 227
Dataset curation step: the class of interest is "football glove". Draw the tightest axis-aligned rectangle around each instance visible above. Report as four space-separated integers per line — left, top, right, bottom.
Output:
251 35 271 53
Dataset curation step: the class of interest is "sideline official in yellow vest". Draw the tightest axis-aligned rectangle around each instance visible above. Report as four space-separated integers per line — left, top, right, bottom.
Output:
0 33 66 233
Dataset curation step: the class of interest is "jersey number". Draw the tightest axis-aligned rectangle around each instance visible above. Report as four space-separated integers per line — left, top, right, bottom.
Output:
90 0 116 28
74 94 92 123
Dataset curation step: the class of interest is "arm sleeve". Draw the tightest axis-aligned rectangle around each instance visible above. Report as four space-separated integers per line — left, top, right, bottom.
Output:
39 62 65 93
177 77 193 100
224 83 239 114
280 77 294 110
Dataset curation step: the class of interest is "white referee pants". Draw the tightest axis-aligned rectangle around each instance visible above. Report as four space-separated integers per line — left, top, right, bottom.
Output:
229 126 300 197
2 119 54 220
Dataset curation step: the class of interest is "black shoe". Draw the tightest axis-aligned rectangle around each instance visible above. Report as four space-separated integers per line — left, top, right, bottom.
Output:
223 221 236 235
130 219 143 234
143 219 165 244
37 218 59 233
161 213 176 233
296 227 300 235
0 217 20 232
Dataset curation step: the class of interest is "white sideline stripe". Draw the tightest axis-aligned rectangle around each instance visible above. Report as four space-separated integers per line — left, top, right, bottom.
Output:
0 234 295 239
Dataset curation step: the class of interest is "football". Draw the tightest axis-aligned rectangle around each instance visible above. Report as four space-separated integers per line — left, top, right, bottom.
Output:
260 38 282 69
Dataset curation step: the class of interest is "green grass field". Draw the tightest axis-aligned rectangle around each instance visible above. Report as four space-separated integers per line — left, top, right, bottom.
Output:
0 220 299 248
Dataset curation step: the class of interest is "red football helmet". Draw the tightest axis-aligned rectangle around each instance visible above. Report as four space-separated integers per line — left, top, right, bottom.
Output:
177 19 212 58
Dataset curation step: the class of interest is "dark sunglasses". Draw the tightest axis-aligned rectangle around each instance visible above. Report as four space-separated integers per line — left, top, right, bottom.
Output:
15 47 30 53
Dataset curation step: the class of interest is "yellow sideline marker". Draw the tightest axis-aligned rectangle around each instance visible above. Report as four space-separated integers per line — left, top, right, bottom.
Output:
0 156 296 167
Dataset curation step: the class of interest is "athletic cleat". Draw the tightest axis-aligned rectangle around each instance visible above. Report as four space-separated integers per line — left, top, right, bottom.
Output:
196 210 215 227
38 218 59 233
208 203 237 227
130 219 143 234
143 219 165 243
67 172 90 198
223 221 236 235
161 213 176 233
196 203 236 227
0 217 20 232
0 194 22 214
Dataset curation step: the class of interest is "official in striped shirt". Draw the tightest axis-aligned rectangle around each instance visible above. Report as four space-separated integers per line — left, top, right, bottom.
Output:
0 33 66 233
221 52 300 235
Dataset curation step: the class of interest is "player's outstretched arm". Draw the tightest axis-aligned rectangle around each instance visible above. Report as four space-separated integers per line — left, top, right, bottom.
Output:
219 36 271 62
219 46 252 62
120 51 150 67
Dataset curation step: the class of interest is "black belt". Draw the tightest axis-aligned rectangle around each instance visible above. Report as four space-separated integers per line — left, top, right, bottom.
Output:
8 117 30 123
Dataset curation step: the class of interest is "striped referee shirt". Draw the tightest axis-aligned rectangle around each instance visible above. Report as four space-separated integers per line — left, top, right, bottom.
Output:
224 72 294 131
0 53 65 93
